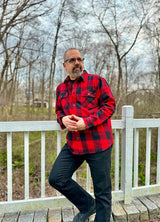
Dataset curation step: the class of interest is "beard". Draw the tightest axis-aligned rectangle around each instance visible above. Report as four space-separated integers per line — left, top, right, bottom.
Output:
72 65 83 78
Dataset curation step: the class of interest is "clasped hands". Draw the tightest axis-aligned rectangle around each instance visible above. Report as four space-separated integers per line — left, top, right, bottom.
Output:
62 115 87 131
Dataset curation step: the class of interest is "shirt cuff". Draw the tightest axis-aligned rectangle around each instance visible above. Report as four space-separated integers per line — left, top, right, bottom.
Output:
57 116 66 129
83 117 95 129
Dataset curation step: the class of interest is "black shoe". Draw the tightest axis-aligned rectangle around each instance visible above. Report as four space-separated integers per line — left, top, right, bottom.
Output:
73 203 96 222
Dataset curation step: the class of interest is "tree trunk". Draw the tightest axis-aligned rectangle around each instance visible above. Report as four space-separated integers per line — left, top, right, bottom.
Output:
48 0 67 119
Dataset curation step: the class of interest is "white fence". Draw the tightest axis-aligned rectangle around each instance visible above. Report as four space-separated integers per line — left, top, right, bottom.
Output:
0 105 160 213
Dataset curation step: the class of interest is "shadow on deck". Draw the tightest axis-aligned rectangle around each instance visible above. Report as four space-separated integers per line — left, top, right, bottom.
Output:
0 195 160 222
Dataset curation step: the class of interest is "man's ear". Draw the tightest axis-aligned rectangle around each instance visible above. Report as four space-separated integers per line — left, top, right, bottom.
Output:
63 62 66 69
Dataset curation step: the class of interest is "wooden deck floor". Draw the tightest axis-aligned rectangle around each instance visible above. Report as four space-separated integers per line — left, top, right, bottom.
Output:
0 195 160 222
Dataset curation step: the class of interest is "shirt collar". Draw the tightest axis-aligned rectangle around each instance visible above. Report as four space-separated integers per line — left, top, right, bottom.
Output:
64 70 87 83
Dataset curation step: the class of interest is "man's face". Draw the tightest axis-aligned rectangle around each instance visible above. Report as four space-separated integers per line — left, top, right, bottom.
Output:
63 49 84 80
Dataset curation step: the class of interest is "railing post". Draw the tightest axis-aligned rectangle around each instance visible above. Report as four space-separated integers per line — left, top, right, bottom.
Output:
121 105 134 204
157 127 160 184
7 132 12 201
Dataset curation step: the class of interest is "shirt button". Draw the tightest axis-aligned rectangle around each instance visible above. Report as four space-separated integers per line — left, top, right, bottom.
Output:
77 137 80 139
73 104 76 107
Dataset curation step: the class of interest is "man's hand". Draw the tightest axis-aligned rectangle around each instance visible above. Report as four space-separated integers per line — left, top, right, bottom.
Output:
71 115 87 131
62 115 78 131
62 115 87 131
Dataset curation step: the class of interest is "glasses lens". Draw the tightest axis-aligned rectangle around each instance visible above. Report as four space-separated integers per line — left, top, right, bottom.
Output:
69 58 76 63
77 58 83 62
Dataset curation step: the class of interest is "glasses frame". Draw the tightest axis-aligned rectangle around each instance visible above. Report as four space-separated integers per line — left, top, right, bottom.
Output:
64 57 85 64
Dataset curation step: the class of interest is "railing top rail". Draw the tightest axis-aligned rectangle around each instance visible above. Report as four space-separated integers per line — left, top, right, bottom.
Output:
133 118 160 128
0 117 159 133
111 120 124 129
0 119 124 132
0 121 61 132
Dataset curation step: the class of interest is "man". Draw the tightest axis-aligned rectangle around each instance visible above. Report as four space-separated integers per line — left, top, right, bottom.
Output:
49 48 116 222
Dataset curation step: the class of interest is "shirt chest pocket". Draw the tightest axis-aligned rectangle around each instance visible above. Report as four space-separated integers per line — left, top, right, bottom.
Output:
80 90 98 109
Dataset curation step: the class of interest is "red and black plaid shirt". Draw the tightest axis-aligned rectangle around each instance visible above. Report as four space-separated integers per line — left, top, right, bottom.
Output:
56 71 116 155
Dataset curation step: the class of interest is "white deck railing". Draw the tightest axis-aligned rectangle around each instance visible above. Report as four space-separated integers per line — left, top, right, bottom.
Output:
0 105 160 213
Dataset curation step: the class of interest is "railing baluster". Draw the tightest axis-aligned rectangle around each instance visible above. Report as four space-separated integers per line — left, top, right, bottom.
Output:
7 132 12 201
41 131 45 198
115 129 119 191
24 132 29 200
57 130 62 196
57 131 61 156
134 128 139 187
145 128 151 186
157 127 160 184
121 106 134 204
86 164 91 193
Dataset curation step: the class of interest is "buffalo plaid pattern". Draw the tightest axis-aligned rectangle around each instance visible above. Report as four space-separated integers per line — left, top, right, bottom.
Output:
56 71 116 155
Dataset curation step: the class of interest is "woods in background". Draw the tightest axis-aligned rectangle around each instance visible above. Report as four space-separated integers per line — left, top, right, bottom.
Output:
0 0 160 120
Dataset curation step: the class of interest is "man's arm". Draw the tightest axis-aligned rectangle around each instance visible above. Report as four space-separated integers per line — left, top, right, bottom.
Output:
83 77 116 129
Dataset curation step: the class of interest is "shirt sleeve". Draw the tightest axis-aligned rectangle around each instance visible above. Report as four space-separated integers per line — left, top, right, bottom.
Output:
83 77 116 129
55 86 66 129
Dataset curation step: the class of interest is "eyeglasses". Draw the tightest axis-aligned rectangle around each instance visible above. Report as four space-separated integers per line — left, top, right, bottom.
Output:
64 57 84 64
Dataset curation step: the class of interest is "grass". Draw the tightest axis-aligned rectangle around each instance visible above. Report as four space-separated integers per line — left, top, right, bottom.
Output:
12 161 24 168
0 150 7 165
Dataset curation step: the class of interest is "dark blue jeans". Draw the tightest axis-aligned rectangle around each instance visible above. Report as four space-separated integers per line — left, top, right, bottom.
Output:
49 144 112 222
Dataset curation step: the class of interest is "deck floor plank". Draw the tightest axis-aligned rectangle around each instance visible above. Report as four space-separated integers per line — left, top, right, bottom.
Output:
34 209 48 222
148 195 160 214
2 212 19 222
48 208 61 222
139 196 159 219
18 210 34 222
112 202 127 222
123 203 140 222
132 198 149 221
0 214 4 222
61 206 74 222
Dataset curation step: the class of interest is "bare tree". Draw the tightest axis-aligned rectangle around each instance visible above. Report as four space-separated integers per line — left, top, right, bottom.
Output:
91 0 157 96
40 57 48 112
0 0 48 103
48 0 67 119
144 4 160 89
